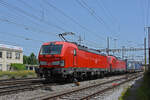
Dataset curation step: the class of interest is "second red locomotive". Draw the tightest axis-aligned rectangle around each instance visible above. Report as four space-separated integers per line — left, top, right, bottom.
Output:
108 56 126 73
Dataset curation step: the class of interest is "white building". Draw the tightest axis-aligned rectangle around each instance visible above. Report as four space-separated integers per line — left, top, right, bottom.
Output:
0 44 23 71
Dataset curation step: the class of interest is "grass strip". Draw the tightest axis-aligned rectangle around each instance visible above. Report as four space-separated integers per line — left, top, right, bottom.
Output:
0 70 36 79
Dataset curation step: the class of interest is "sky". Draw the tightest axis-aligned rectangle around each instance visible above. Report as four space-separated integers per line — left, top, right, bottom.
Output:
0 0 148 60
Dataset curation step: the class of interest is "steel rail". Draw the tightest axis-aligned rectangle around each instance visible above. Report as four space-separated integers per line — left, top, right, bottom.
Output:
0 78 43 86
0 81 56 96
0 77 39 82
30 73 141 100
0 78 47 96
80 74 141 100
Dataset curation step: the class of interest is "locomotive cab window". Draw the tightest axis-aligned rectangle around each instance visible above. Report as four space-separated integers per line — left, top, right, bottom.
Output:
40 44 63 55
73 49 76 56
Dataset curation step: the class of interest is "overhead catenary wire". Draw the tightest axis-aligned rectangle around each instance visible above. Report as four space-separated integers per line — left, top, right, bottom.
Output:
17 0 70 29
0 6 58 36
16 0 42 14
0 0 67 32
18 0 74 29
66 37 104 49
1 0 102 45
42 0 106 41
0 0 107 54
0 40 20 46
95 0 120 34
0 40 40 51
0 0 106 49
0 32 44 43
0 3 63 39
76 0 114 34
0 17 57 37
70 35 105 48
0 13 104 48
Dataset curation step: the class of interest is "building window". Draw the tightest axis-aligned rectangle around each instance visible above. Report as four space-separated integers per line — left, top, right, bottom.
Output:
15 52 20 59
7 52 12 59
7 64 10 71
0 64 2 71
0 52 2 58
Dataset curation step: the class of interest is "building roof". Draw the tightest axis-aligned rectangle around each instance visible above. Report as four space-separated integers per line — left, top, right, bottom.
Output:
0 44 23 51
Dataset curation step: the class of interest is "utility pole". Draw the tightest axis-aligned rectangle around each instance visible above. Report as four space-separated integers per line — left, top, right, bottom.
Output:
122 46 125 59
148 27 150 71
78 35 82 44
114 38 117 48
106 37 109 55
113 38 117 55
144 37 147 71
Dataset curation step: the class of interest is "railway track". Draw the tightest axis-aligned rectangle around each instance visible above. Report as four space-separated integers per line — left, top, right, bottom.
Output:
0 77 43 86
0 77 38 82
30 73 142 100
0 77 48 96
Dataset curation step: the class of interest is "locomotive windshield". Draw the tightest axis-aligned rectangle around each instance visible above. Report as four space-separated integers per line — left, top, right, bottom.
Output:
40 44 63 55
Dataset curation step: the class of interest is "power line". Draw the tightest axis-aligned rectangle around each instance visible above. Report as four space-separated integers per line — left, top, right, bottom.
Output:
0 0 67 31
0 17 57 37
42 0 106 41
0 32 44 43
17 0 75 32
0 15 104 48
76 0 114 33
17 0 46 22
0 40 20 46
100 47 147 52
66 37 104 49
43 0 91 32
0 3 62 38
95 0 120 34
0 40 40 51
0 0 105 45
17 0 40 13
0 7 57 36
0 0 106 49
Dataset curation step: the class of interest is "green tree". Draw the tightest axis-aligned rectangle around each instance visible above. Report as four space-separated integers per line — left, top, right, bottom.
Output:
23 53 38 65
29 53 38 65
23 55 28 64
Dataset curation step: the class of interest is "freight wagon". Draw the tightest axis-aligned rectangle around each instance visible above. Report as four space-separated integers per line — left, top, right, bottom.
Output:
127 61 142 73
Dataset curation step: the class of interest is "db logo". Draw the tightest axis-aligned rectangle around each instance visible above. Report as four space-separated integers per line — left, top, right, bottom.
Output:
95 59 98 64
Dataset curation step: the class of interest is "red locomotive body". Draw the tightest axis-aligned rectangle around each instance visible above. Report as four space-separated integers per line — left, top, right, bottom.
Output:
39 41 77 68
37 41 110 80
116 60 126 72
108 56 126 73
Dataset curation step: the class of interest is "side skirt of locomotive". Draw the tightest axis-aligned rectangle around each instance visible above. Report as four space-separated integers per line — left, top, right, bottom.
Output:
35 67 126 82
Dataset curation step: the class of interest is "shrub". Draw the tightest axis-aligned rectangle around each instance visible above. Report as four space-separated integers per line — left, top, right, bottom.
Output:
11 63 26 70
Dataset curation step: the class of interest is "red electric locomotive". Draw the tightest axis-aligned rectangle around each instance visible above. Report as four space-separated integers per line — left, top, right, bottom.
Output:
108 56 126 73
37 41 110 81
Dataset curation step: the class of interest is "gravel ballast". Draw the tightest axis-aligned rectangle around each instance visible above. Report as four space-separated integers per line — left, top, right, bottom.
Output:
0 74 140 100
